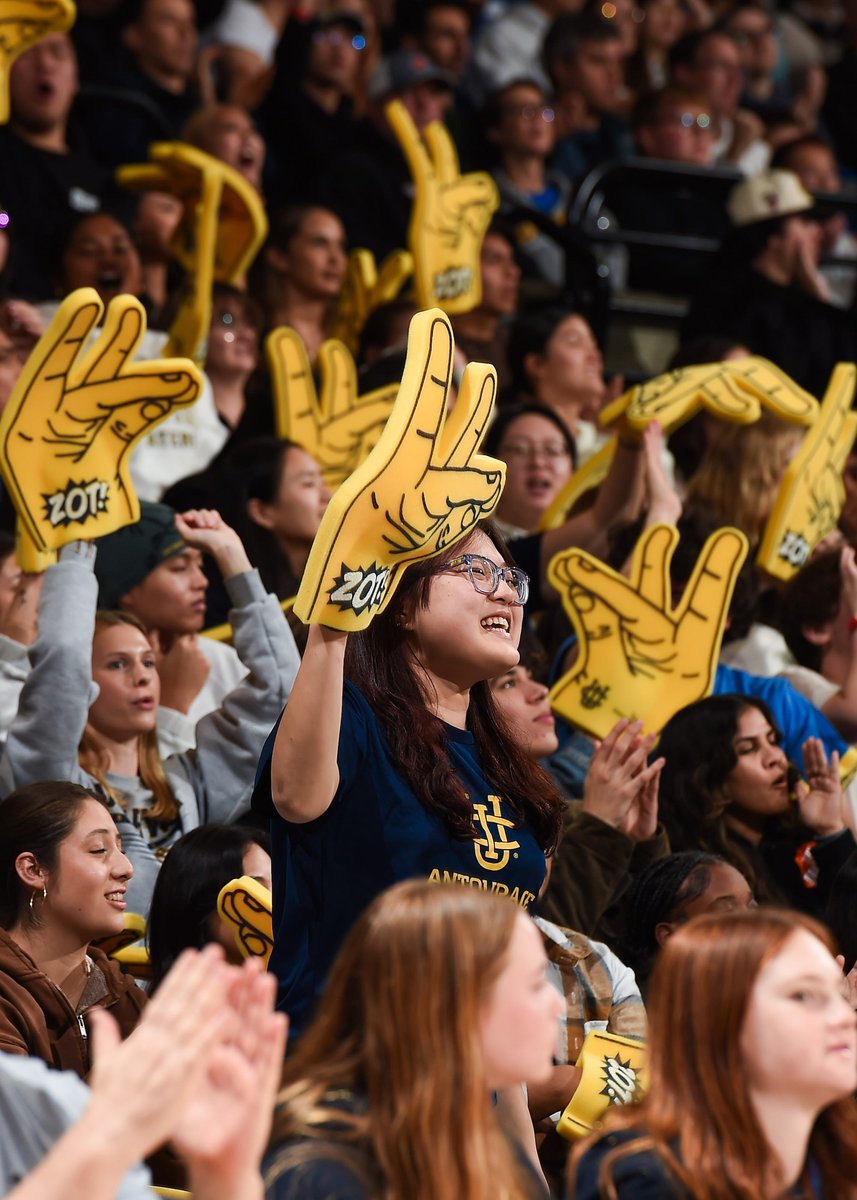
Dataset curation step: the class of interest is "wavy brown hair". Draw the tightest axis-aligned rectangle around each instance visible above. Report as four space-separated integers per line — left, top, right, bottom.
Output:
79 610 177 824
344 521 563 853
266 880 537 1200
568 908 857 1200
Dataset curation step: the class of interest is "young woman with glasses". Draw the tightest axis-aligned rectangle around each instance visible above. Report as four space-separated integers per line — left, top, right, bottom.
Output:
252 520 564 1036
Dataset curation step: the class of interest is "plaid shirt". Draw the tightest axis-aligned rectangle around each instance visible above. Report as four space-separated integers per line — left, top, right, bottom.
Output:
534 917 647 1064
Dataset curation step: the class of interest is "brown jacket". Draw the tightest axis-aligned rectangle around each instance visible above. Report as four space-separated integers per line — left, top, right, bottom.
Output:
0 927 146 1078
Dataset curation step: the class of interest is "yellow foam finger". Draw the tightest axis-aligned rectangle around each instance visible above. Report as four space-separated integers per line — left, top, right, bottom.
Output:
0 0 75 124
293 309 503 630
387 100 499 315
0 289 202 552
757 362 857 581
557 1031 648 1142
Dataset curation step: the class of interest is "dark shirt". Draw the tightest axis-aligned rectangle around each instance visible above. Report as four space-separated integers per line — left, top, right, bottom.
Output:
0 127 111 300
682 264 857 395
311 120 413 260
253 681 546 1034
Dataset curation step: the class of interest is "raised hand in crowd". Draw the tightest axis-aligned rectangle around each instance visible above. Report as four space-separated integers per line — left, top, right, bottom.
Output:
149 627 211 715
582 718 665 841
7 945 287 1200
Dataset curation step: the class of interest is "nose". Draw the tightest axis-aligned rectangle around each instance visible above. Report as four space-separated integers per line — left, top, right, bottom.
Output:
132 657 153 686
525 678 549 703
190 564 208 592
114 851 134 880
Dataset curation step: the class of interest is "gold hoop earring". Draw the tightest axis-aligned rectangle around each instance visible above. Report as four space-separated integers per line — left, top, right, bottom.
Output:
28 886 47 911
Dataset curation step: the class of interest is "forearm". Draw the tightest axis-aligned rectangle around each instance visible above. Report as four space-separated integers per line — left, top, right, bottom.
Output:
3 547 95 785
537 442 647 594
190 1165 264 1200
271 624 347 822
591 439 646 530
7 1111 140 1200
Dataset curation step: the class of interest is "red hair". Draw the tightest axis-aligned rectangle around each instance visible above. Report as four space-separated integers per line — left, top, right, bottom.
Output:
569 908 857 1199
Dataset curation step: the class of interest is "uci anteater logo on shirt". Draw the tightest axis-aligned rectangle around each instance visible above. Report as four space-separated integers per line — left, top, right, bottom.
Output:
472 795 520 871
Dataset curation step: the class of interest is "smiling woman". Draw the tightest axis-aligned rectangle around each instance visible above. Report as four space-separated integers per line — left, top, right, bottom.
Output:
252 520 564 1036
0 782 146 1079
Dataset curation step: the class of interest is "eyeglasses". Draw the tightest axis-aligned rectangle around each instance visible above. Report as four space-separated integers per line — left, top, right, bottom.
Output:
501 104 555 123
439 554 529 605
501 440 571 462
659 111 712 130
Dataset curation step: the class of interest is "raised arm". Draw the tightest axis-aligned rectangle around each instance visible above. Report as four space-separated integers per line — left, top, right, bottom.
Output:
269 624 347 823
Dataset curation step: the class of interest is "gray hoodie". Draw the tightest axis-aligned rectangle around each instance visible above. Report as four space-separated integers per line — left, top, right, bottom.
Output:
0 544 299 916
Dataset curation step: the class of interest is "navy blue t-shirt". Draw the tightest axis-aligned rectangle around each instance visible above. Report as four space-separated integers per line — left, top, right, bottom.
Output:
253 682 546 1034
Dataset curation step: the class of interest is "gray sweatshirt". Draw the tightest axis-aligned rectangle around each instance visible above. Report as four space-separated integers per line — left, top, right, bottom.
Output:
0 544 300 916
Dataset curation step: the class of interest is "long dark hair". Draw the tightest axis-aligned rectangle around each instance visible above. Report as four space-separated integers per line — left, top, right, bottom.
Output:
344 521 563 852
227 436 304 601
657 694 800 883
147 823 271 993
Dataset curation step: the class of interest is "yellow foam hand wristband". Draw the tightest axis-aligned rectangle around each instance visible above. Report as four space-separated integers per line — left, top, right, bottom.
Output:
117 141 268 360
267 327 399 490
332 247 414 355
294 309 504 631
549 524 748 739
757 363 857 581
538 438 616 531
0 289 202 553
217 875 273 967
601 357 819 436
387 100 499 314
0 0 74 124
557 1031 648 1142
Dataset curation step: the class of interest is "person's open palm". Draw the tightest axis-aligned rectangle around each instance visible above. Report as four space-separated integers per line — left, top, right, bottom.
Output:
548 523 748 738
0 288 201 553
294 308 505 630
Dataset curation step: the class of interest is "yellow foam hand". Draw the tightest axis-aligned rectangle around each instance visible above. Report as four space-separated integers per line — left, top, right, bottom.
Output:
601 356 819 436
0 289 202 553
537 438 616 531
0 0 74 124
217 875 273 967
548 524 749 739
267 326 399 490
757 363 857 581
387 100 499 314
294 308 504 631
556 1031 648 1142
331 247 414 355
117 141 268 360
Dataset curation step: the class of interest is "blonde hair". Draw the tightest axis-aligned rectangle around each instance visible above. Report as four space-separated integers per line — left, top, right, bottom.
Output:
267 881 534 1200
686 415 802 547
80 611 177 824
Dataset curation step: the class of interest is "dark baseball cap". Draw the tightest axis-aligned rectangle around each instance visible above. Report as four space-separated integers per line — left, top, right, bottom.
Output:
93 502 186 609
368 50 455 99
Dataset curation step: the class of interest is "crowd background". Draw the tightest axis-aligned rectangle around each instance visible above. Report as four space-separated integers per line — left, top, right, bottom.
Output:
2 0 857 1197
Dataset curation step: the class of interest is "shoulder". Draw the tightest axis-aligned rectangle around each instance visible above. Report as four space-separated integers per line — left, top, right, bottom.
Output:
573 1129 688 1199
264 1140 375 1200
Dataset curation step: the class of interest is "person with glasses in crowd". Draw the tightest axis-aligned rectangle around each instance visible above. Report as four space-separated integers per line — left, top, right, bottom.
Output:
252 519 564 1037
